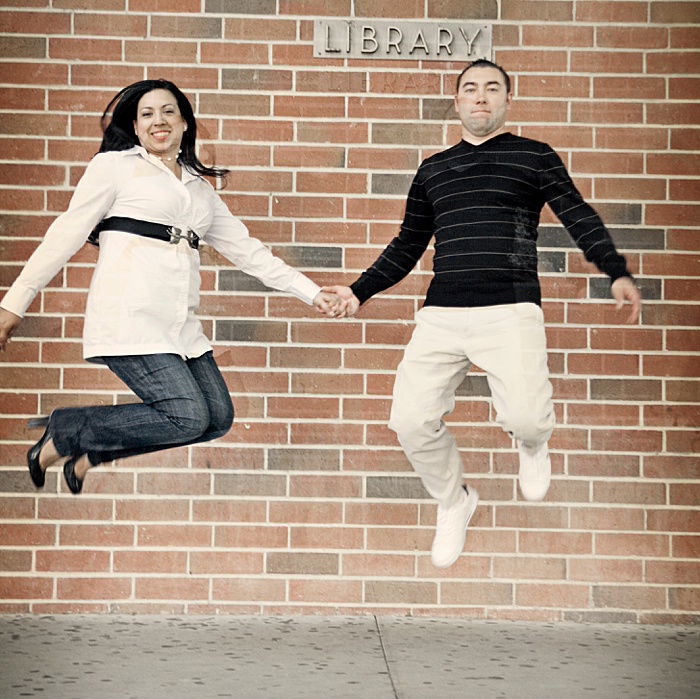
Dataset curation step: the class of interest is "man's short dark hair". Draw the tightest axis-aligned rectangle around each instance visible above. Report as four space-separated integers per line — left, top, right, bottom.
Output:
455 59 511 94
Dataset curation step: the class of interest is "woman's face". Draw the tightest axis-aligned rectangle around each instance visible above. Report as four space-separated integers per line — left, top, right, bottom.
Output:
133 88 187 159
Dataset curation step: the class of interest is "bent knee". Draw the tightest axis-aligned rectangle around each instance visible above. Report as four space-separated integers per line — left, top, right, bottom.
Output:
389 409 441 443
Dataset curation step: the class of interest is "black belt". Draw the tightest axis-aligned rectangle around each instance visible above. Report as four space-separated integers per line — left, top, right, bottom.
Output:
88 216 200 249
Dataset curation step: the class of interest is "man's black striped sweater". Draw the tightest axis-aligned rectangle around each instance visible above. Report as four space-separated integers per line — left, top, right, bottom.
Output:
350 132 631 308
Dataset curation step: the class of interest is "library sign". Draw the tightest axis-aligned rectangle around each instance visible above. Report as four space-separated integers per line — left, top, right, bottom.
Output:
314 20 492 62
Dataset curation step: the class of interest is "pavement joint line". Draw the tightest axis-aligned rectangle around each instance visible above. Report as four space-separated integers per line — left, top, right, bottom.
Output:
374 614 401 699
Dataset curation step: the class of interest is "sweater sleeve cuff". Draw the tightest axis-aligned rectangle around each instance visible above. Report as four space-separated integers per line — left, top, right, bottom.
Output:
349 281 371 305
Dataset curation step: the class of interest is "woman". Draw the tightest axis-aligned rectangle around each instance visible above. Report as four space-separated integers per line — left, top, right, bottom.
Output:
0 79 343 494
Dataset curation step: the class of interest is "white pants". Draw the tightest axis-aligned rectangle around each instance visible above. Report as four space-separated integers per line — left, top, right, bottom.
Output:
388 303 555 507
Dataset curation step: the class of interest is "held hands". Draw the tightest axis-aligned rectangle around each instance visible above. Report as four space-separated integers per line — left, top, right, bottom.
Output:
320 286 360 318
0 307 21 351
312 290 348 318
611 276 642 324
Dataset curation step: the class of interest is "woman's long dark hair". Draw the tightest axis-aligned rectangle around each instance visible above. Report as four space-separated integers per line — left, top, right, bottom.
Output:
99 79 228 180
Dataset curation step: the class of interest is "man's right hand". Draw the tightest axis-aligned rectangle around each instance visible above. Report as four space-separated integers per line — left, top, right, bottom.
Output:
0 308 22 351
321 286 360 318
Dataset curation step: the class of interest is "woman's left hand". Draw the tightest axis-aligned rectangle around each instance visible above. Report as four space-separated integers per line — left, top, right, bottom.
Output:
313 291 348 318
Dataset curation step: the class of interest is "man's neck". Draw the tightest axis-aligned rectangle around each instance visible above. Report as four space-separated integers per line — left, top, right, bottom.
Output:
461 125 508 145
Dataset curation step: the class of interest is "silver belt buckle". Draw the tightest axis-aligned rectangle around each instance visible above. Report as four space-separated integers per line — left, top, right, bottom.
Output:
168 226 183 244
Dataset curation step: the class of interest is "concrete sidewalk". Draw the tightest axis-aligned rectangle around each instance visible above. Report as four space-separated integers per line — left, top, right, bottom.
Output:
1 615 698 698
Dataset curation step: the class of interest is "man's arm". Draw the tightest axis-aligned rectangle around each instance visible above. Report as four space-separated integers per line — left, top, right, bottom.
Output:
325 172 435 316
539 146 641 323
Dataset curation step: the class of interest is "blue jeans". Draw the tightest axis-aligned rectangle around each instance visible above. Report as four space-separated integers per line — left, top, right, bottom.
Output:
50 351 234 466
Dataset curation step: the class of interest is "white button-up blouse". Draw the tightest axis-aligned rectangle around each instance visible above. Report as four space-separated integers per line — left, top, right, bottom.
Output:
1 146 321 360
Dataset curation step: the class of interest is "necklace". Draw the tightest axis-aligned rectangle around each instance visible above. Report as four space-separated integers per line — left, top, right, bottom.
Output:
153 149 181 163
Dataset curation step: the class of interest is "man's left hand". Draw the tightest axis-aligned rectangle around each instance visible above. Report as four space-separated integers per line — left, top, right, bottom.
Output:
611 276 641 323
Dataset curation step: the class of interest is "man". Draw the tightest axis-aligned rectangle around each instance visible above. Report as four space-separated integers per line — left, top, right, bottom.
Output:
325 59 641 569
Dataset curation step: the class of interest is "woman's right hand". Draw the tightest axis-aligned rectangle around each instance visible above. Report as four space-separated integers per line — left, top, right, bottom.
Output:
0 308 22 351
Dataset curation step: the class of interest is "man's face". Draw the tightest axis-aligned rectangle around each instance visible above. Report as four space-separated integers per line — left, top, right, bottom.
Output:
453 66 512 141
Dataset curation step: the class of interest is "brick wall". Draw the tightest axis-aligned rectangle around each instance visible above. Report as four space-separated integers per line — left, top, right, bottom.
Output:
0 1 698 622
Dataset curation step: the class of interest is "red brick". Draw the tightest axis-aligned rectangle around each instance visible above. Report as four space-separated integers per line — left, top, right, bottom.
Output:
567 403 639 426
348 97 420 120
672 535 700 558
597 532 670 557
124 39 197 63
70 63 145 86
568 352 639 376
299 121 368 144
575 1 647 22
193 499 267 522
591 328 663 351
598 26 669 49
129 0 198 9
0 577 53 599
342 553 415 577
274 145 344 168
570 51 644 74
516 583 589 608
593 481 666 505
647 52 700 75
57 577 131 600
136 577 209 600
215 525 288 548
0 497 35 519
269 501 342 524
596 127 668 151
50 37 121 61
594 585 666 610
36 549 110 572
74 12 146 35
670 26 700 48
648 103 699 126
366 580 437 604
509 99 568 124
650 1 700 22
569 558 643 582
572 151 644 174
289 580 362 603
0 550 32 572
290 526 363 549
669 484 700 507
644 354 699 377
647 510 700 533
224 17 295 40
669 588 700 613
138 524 211 548
115 500 190 521
501 0 572 20
0 523 55 546
113 551 187 574
0 10 71 33
213 578 285 601
494 556 566 580
647 561 700 584
38 498 112 521
296 172 367 194
189 551 263 575
571 507 645 531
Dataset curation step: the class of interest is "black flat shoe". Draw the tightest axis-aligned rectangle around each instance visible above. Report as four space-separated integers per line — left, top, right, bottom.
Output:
63 456 84 495
26 416 51 488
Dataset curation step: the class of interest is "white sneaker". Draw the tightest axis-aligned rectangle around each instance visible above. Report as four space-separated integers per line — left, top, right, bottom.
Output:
430 486 479 568
517 441 551 501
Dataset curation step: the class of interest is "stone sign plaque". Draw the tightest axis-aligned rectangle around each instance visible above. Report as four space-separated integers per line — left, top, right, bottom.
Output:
314 20 492 62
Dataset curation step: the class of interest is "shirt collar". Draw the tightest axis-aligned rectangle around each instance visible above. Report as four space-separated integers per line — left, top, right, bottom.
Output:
131 145 201 184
